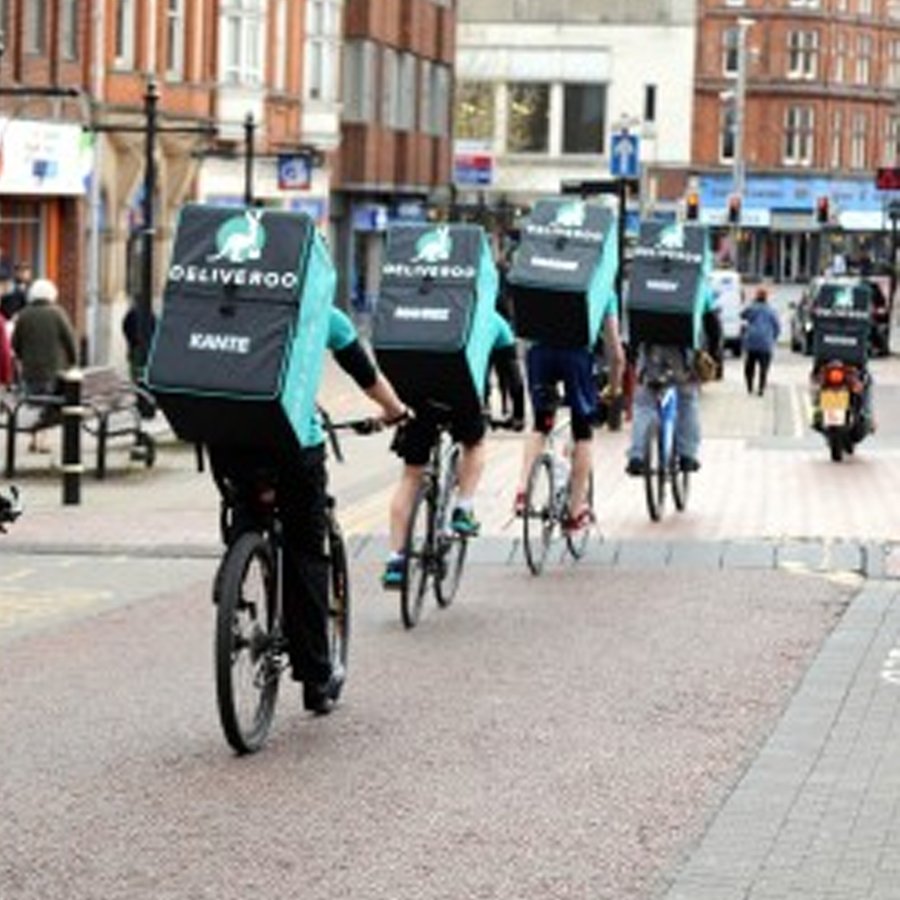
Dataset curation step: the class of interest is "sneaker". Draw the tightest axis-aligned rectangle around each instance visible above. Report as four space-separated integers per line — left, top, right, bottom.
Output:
679 456 701 473
302 666 345 716
381 556 404 591
625 457 645 476
451 506 481 537
513 490 526 517
562 506 594 534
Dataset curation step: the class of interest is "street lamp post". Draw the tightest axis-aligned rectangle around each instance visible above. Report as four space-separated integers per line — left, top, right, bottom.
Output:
243 112 255 205
138 76 159 367
733 17 754 204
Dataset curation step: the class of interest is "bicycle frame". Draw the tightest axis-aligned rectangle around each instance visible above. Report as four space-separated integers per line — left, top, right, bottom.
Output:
657 383 679 470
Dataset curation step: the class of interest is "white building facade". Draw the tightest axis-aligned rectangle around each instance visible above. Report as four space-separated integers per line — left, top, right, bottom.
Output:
455 0 697 214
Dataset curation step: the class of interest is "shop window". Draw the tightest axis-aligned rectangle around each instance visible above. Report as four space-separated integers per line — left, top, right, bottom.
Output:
563 84 606 155
456 82 494 143
507 83 550 154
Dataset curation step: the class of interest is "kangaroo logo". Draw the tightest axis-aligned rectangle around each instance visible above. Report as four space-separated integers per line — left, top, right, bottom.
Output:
208 209 266 264
554 201 586 228
412 225 452 263
658 223 685 250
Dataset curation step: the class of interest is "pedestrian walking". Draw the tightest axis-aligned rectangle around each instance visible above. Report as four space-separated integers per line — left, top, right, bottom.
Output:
0 261 32 322
741 286 780 397
11 277 78 451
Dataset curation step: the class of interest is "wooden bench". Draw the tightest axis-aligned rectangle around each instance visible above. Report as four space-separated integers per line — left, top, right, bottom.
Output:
0 366 157 479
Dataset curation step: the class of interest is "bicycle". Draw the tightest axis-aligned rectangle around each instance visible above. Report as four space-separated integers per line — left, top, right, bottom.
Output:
211 412 378 755
521 423 594 576
639 364 689 522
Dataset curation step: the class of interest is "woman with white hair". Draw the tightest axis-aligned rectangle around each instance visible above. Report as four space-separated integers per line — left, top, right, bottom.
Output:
11 278 78 452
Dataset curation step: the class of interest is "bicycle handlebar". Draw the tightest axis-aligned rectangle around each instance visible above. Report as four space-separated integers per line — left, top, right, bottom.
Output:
318 407 387 464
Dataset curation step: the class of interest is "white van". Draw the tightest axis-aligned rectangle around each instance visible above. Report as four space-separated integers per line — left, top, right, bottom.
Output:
708 269 745 356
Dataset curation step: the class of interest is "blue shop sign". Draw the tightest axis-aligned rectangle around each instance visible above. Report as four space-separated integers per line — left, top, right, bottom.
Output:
353 203 389 232
699 174 889 212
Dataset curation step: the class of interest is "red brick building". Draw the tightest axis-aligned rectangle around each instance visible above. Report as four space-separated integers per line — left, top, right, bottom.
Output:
694 0 900 280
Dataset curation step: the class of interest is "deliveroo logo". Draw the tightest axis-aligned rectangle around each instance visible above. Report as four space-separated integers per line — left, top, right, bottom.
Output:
658 223 686 250
412 225 453 263
207 209 266 263
554 201 586 228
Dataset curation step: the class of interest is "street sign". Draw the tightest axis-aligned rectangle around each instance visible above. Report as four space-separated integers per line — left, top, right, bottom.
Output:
277 154 311 191
610 131 639 179
453 152 493 186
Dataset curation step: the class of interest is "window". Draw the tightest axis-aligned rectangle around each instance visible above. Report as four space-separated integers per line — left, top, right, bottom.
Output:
835 0 847 10
722 27 739 75
222 0 263 87
885 116 900 165
563 84 606 154
787 30 818 79
381 47 400 128
834 32 846 83
720 103 736 162
830 109 842 169
61 0 78 60
271 0 286 91
858 0 872 13
644 84 656 124
398 54 416 131
430 64 450 136
114 0 135 68
856 34 872 85
343 40 376 122
890 0 900 20
166 0 185 79
25 0 47 54
889 40 900 88
305 0 340 102
783 105 814 165
788 0 820 6
850 111 868 169
455 81 494 142
507 83 550 153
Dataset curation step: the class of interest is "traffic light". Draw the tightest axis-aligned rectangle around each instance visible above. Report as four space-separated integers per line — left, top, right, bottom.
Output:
685 192 700 221
816 196 830 224
727 194 741 225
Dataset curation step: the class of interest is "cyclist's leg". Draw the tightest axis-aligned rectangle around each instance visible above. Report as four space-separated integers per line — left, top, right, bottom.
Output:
516 344 557 508
674 381 702 470
626 384 655 473
276 444 337 711
560 348 596 520
384 412 433 586
449 410 487 536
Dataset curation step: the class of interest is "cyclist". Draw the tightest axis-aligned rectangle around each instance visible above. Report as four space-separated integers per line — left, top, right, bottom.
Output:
208 306 407 715
382 310 524 589
624 291 721 476
514 306 624 532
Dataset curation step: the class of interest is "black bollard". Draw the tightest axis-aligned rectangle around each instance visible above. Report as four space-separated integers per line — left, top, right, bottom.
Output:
60 369 83 505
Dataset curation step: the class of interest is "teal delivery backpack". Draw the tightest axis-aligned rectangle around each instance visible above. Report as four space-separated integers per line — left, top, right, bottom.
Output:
626 221 711 349
372 222 498 415
146 204 334 450
507 198 618 348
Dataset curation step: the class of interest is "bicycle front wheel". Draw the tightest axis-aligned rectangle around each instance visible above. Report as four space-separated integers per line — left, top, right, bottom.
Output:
327 515 350 694
643 420 665 522
214 532 280 754
671 457 689 512
401 486 432 629
523 454 555 575
435 444 467 608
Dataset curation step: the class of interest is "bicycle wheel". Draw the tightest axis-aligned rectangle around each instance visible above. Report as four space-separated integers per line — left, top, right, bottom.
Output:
671 455 690 512
643 420 665 522
523 454 555 575
326 513 350 694
214 532 280 754
565 470 594 560
401 485 433 629
434 444 467 608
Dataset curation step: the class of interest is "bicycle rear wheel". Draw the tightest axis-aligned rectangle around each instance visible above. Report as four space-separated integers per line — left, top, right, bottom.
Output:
214 532 280 754
435 444 467 608
565 470 594 560
523 454 555 575
401 486 432 629
326 513 350 694
643 420 665 522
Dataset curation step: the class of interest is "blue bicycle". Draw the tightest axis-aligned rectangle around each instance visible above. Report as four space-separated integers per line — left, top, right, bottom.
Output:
641 364 689 522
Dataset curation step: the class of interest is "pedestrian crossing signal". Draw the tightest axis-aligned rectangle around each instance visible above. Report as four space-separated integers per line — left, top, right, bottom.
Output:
685 192 700 221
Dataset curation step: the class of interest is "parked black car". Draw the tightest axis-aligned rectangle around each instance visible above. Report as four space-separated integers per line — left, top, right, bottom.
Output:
790 276 891 356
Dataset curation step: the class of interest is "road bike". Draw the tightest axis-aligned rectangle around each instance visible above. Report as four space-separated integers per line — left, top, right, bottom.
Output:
640 365 689 522
521 424 594 576
211 412 377 754
399 409 516 629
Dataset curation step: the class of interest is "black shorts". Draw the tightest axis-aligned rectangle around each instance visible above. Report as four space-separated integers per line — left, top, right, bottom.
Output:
395 407 485 466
